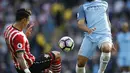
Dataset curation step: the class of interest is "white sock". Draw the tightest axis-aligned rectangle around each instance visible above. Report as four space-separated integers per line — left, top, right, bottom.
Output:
98 52 111 73
122 71 127 73
76 64 86 73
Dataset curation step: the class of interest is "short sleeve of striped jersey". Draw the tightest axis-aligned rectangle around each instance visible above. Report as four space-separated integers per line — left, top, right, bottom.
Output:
12 34 25 52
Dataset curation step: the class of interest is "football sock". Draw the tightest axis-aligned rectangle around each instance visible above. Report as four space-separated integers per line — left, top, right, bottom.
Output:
98 52 111 73
50 58 61 73
76 64 86 73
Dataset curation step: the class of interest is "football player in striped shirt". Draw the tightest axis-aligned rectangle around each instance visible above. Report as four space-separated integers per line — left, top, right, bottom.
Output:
4 8 61 73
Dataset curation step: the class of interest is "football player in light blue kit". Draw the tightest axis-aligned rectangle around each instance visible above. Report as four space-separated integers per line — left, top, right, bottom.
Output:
76 0 115 73
117 22 130 73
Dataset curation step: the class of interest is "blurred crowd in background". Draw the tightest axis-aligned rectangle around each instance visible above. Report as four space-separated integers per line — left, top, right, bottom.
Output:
0 0 130 73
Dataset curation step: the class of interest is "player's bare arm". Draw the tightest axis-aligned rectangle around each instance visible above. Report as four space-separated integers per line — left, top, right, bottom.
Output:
16 51 31 73
77 19 96 34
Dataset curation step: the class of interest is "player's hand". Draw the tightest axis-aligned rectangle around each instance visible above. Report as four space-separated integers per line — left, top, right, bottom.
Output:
25 23 34 38
87 28 96 34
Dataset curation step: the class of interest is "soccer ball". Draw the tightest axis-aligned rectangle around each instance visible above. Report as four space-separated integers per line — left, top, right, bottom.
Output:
58 36 74 52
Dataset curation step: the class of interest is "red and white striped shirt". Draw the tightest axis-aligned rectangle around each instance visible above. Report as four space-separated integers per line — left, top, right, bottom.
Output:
4 25 35 70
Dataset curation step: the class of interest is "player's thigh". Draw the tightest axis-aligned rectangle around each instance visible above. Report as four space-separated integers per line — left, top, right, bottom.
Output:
78 36 97 59
98 36 112 52
30 54 53 73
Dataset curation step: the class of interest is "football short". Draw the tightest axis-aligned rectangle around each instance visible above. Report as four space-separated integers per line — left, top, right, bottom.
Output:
117 55 130 67
78 35 112 59
16 52 55 73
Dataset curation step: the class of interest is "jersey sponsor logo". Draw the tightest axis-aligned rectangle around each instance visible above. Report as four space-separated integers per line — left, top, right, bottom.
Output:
17 43 22 49
86 5 105 10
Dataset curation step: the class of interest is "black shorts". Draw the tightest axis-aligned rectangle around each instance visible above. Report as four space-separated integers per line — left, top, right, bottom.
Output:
16 52 55 73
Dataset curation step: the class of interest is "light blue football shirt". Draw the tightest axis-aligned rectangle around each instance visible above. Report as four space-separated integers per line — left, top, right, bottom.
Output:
117 32 130 57
77 1 111 42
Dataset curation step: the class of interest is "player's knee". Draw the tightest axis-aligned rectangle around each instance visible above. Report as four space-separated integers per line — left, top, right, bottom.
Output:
77 60 85 67
77 56 88 67
101 42 112 53
54 55 61 63
102 48 111 53
52 51 61 59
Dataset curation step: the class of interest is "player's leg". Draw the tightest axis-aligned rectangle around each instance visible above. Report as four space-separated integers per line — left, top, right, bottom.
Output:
29 51 61 73
50 57 62 73
125 56 130 73
44 51 62 73
128 66 130 73
98 37 112 73
43 57 61 73
76 37 97 73
76 55 88 73
120 67 130 73
119 57 130 73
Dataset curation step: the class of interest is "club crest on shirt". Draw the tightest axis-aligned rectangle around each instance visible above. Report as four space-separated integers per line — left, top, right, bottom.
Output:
17 43 22 49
